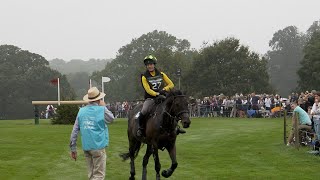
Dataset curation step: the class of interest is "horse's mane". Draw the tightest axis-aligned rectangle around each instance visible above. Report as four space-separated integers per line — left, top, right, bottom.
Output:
166 89 184 98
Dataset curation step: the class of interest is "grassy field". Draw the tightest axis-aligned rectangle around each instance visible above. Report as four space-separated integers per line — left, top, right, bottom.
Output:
0 118 319 180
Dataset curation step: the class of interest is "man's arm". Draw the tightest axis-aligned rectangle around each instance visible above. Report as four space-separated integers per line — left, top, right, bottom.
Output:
69 117 80 152
291 112 296 126
311 103 317 115
104 107 115 123
98 100 115 123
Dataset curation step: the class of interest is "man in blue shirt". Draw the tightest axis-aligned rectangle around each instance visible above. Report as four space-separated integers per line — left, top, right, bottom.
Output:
70 87 114 179
287 102 312 145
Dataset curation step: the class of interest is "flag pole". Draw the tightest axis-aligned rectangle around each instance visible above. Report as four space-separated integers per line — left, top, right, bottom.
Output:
101 77 104 102
58 78 60 106
101 77 110 102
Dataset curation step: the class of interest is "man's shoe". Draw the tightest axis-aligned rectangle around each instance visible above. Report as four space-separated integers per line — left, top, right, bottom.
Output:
176 127 186 135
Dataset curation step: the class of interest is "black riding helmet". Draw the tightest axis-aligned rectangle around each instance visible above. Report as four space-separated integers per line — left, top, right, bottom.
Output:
144 54 157 65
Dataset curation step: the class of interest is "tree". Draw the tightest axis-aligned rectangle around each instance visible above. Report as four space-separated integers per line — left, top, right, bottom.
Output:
92 30 195 101
51 104 79 124
67 72 90 99
49 58 112 74
267 26 306 96
307 20 320 37
297 31 320 91
0 45 75 119
184 38 273 97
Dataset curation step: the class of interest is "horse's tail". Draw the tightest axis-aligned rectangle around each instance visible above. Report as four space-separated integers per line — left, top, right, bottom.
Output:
119 142 143 161
120 104 143 161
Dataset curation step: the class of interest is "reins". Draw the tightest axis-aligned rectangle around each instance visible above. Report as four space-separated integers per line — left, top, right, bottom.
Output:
163 94 189 121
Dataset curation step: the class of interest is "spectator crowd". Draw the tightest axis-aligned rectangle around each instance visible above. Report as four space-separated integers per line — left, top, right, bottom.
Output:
188 90 318 118
43 90 318 119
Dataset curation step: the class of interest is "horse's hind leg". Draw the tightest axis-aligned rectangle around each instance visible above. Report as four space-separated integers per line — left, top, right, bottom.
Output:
161 144 178 178
142 144 153 180
129 140 140 180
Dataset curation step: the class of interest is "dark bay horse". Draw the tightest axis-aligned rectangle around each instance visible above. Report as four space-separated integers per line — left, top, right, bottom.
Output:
120 90 191 180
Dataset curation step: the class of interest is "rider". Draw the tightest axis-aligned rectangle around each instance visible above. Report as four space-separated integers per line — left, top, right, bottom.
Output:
136 54 186 137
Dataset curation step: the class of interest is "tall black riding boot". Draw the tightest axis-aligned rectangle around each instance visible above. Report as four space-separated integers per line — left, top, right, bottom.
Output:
136 112 146 137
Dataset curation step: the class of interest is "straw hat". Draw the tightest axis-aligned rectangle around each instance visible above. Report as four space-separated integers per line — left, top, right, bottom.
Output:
83 87 106 102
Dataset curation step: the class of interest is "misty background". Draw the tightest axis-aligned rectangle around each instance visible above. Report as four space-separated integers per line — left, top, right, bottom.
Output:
1 0 319 60
1 0 320 119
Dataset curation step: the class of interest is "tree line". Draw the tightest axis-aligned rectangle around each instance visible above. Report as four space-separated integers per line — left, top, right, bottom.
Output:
0 45 75 119
1 19 319 119
49 59 111 99
267 20 320 95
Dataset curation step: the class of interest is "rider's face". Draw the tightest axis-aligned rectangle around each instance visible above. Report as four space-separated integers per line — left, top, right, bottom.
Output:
146 63 155 72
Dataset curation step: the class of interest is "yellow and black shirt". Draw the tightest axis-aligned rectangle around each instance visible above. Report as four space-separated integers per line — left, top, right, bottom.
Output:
141 68 174 99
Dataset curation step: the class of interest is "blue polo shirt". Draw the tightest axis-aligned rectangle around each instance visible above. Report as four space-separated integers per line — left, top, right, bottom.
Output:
294 106 312 125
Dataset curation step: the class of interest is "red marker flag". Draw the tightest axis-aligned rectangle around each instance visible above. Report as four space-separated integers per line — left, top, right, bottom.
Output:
50 78 61 105
50 78 58 85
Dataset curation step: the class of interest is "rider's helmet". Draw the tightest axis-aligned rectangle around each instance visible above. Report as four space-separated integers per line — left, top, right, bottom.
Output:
144 54 157 65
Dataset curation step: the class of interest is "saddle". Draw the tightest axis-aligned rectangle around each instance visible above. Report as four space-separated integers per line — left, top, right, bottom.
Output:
138 97 168 135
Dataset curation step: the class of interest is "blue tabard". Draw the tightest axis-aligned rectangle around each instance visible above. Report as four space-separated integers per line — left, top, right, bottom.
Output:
78 105 109 151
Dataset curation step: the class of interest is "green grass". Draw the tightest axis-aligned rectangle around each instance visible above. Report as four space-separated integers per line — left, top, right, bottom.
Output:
0 118 320 180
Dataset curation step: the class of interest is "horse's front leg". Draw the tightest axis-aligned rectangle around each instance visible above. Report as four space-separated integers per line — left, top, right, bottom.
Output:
142 145 153 180
129 155 135 180
152 147 161 180
161 144 178 178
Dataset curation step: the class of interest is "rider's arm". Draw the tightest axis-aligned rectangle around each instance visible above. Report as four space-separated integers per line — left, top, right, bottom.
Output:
161 72 174 91
141 75 158 97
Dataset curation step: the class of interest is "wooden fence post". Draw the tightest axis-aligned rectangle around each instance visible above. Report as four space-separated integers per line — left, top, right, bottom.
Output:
34 105 39 125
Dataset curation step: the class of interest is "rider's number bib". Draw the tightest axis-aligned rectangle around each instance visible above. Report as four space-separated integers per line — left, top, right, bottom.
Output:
152 82 162 90
148 79 163 91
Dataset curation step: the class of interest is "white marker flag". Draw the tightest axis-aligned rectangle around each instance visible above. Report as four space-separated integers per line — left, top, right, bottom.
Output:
102 77 111 83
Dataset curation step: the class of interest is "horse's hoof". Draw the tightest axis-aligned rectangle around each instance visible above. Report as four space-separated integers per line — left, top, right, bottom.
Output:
161 170 171 178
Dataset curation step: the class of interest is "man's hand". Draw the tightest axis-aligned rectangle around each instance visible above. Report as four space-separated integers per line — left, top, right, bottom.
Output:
71 151 77 161
99 100 106 106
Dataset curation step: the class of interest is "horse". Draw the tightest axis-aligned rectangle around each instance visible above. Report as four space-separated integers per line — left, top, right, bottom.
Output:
120 89 191 180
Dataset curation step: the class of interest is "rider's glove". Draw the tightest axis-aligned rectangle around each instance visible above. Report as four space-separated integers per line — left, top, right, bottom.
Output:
155 95 166 104
159 89 167 96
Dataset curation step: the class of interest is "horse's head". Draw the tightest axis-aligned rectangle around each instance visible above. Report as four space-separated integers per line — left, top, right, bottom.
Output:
165 90 191 128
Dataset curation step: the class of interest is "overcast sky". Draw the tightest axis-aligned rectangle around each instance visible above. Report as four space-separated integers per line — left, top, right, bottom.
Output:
0 0 319 61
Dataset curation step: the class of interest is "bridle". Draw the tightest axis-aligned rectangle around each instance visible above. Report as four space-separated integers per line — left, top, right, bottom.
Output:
155 94 189 137
164 95 189 120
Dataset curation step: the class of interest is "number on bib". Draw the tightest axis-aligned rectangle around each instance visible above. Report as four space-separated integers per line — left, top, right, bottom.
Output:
152 82 161 90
